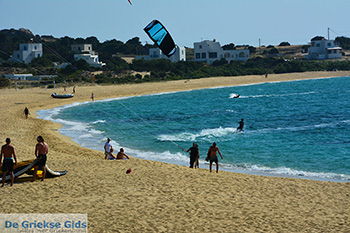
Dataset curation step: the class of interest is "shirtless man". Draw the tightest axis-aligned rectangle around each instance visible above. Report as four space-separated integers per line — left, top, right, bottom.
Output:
1 138 17 187
207 142 223 173
116 148 129 160
33 136 48 181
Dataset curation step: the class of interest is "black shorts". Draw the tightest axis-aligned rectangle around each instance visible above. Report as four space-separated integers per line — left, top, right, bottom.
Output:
210 156 218 163
36 154 47 168
190 156 198 168
2 159 14 172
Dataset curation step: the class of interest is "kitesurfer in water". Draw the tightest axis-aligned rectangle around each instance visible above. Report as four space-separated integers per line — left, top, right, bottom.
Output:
237 119 244 132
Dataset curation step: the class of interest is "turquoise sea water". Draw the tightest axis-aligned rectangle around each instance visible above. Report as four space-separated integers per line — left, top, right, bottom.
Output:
38 77 350 181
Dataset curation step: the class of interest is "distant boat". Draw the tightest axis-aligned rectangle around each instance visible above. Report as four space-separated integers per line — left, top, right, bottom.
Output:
51 93 74 99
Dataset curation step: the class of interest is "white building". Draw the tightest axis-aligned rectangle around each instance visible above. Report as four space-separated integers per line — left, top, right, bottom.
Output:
3 74 57 81
73 54 106 67
71 44 94 54
71 44 105 67
136 46 186 62
306 38 342 60
12 43 43 64
194 40 249 64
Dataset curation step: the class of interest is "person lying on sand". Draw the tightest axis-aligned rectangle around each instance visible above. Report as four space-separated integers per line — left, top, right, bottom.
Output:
116 148 129 160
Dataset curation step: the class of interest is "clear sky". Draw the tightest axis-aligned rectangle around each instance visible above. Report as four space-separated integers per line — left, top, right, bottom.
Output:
0 0 349 47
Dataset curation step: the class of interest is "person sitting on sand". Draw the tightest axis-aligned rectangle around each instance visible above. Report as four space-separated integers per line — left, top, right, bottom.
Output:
1 138 17 187
116 148 129 160
24 107 30 119
186 143 199 168
33 136 48 181
104 138 115 160
206 142 223 173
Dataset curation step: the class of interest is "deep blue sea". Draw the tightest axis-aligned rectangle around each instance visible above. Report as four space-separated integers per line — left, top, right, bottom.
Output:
38 77 350 181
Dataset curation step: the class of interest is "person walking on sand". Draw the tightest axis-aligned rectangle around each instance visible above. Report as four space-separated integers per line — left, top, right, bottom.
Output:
91 92 94 101
206 142 223 173
72 86 76 94
33 136 48 181
237 119 244 132
24 107 30 119
186 143 199 168
1 138 17 187
104 138 115 160
116 148 129 160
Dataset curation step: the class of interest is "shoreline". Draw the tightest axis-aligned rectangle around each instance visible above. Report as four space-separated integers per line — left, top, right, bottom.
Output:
1 71 350 233
37 75 350 183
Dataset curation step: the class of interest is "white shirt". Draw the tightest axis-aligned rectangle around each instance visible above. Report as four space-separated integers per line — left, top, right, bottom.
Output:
104 142 112 153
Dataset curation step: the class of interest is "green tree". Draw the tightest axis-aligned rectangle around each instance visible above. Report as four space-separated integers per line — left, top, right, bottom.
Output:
279 42 290 46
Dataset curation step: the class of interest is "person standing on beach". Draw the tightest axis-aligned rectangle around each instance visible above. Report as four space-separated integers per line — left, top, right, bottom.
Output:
186 143 199 168
104 138 114 160
207 142 223 173
1 138 17 187
73 86 76 94
33 136 48 181
91 92 94 101
237 119 244 132
24 107 30 119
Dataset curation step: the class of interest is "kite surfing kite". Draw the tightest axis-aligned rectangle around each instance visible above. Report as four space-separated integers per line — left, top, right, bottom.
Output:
144 20 176 57
128 0 132 5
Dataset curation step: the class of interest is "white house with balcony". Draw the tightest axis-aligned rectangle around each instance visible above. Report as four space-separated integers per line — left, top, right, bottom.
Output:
306 37 342 60
194 40 249 64
136 46 186 62
72 44 105 67
11 43 43 64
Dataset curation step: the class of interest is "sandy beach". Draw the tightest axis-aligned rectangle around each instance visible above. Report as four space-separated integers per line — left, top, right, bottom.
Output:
0 71 349 233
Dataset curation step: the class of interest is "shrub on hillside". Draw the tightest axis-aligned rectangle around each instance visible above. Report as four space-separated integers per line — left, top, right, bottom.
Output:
0 76 10 88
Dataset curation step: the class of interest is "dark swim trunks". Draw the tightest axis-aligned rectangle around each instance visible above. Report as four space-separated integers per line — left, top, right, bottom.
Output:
2 158 14 172
209 156 218 163
36 154 47 168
